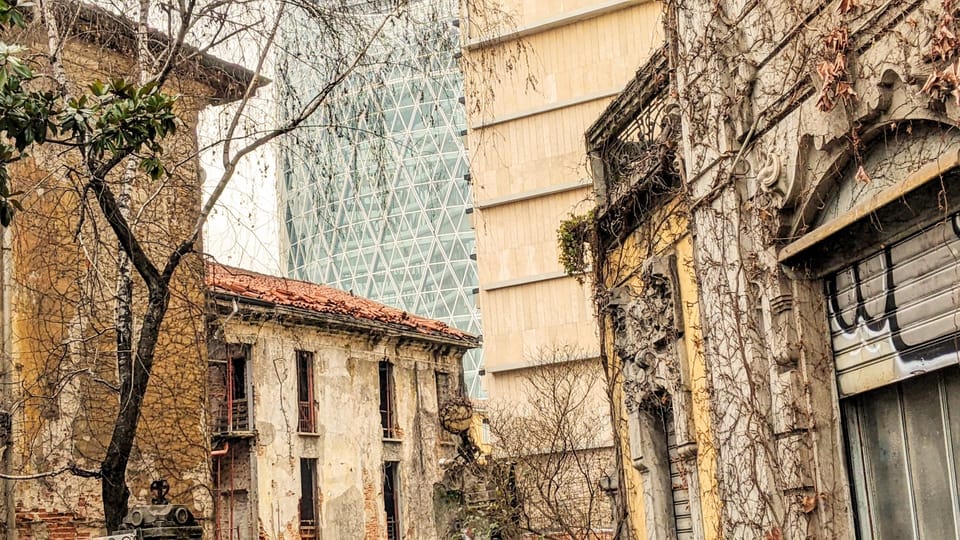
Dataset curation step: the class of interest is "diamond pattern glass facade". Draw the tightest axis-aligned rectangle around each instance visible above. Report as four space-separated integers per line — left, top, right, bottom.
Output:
277 1 483 397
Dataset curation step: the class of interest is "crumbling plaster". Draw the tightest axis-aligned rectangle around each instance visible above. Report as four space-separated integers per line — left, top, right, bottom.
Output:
3 28 231 538
666 0 960 537
216 315 462 540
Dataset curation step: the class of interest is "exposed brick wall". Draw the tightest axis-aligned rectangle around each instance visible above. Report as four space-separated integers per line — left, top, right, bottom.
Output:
15 504 96 540
362 473 380 540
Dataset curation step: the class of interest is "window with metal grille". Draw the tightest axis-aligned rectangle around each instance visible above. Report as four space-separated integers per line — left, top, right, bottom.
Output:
297 351 316 433
383 461 401 540
379 361 397 439
299 458 318 539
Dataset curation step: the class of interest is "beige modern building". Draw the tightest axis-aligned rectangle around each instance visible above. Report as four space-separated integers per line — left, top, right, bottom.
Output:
461 0 664 533
464 1 663 378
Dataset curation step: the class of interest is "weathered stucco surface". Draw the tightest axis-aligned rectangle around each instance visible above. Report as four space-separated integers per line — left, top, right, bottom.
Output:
1 17 241 538
210 295 473 539
592 0 960 538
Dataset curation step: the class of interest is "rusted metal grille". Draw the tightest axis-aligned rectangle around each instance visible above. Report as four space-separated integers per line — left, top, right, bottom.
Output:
214 343 251 434
297 351 317 432
380 361 397 438
584 47 680 249
298 401 314 433
299 522 317 540
216 398 249 433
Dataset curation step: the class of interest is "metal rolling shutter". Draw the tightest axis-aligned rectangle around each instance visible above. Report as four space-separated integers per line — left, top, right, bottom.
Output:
825 211 960 396
828 211 960 538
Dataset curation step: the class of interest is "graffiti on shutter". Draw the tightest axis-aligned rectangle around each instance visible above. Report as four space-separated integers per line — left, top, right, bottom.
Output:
825 211 960 396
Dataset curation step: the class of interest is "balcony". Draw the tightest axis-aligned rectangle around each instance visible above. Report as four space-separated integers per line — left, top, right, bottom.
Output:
216 398 251 435
585 46 679 247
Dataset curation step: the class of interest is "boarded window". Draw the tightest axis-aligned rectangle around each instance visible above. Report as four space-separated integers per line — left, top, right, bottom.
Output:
435 371 456 443
435 371 450 405
380 361 397 438
299 458 318 539
297 351 316 433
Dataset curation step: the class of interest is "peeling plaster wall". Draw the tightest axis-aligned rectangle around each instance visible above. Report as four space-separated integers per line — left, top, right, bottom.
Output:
218 317 463 539
3 29 221 538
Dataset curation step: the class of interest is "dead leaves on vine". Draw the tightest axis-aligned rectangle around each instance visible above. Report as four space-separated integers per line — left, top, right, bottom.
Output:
921 1 960 107
926 0 959 62
837 0 860 14
922 58 960 106
816 26 856 112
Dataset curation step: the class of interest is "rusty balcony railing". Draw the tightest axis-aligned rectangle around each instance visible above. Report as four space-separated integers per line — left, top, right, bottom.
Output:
586 47 677 214
298 400 316 433
216 398 249 433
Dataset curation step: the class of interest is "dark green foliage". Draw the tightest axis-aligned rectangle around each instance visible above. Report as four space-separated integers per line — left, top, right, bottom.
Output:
557 211 594 279
0 6 179 224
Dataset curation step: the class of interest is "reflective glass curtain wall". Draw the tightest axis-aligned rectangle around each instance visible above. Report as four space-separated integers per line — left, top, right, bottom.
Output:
277 0 483 397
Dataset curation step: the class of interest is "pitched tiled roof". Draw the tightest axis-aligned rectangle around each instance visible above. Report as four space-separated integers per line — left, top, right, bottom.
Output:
205 262 476 344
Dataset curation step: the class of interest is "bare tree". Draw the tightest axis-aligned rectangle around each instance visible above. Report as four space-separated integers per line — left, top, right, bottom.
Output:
0 0 521 532
446 346 613 539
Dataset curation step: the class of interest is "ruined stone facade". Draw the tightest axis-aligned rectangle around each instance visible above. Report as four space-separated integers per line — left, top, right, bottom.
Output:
591 1 960 538
206 263 478 539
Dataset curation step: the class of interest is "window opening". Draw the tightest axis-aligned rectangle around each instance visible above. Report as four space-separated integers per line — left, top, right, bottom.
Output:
297 351 316 433
380 361 397 438
822 210 960 537
300 458 318 539
384 461 401 540
224 344 249 432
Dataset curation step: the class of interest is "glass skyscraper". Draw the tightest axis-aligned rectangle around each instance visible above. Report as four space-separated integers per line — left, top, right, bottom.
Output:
277 1 483 396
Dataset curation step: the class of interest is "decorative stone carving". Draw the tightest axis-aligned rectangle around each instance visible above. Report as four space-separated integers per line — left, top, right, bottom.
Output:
757 150 782 191
756 142 803 211
611 255 683 413
612 256 681 365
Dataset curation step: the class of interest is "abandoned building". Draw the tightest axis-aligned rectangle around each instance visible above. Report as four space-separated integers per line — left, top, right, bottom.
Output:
586 0 960 539
1 3 254 538
205 262 478 539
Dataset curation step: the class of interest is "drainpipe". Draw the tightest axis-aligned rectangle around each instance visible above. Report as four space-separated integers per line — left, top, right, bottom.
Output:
2 226 14 540
211 442 230 457
211 442 229 540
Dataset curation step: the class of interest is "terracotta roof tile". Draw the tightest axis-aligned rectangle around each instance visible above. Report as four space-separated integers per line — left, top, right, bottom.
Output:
205 262 476 344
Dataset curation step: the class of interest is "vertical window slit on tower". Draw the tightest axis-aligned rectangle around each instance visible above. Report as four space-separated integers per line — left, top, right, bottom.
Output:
297 350 316 433
380 360 397 438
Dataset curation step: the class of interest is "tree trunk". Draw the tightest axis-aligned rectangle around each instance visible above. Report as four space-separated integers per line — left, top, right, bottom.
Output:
101 287 170 532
